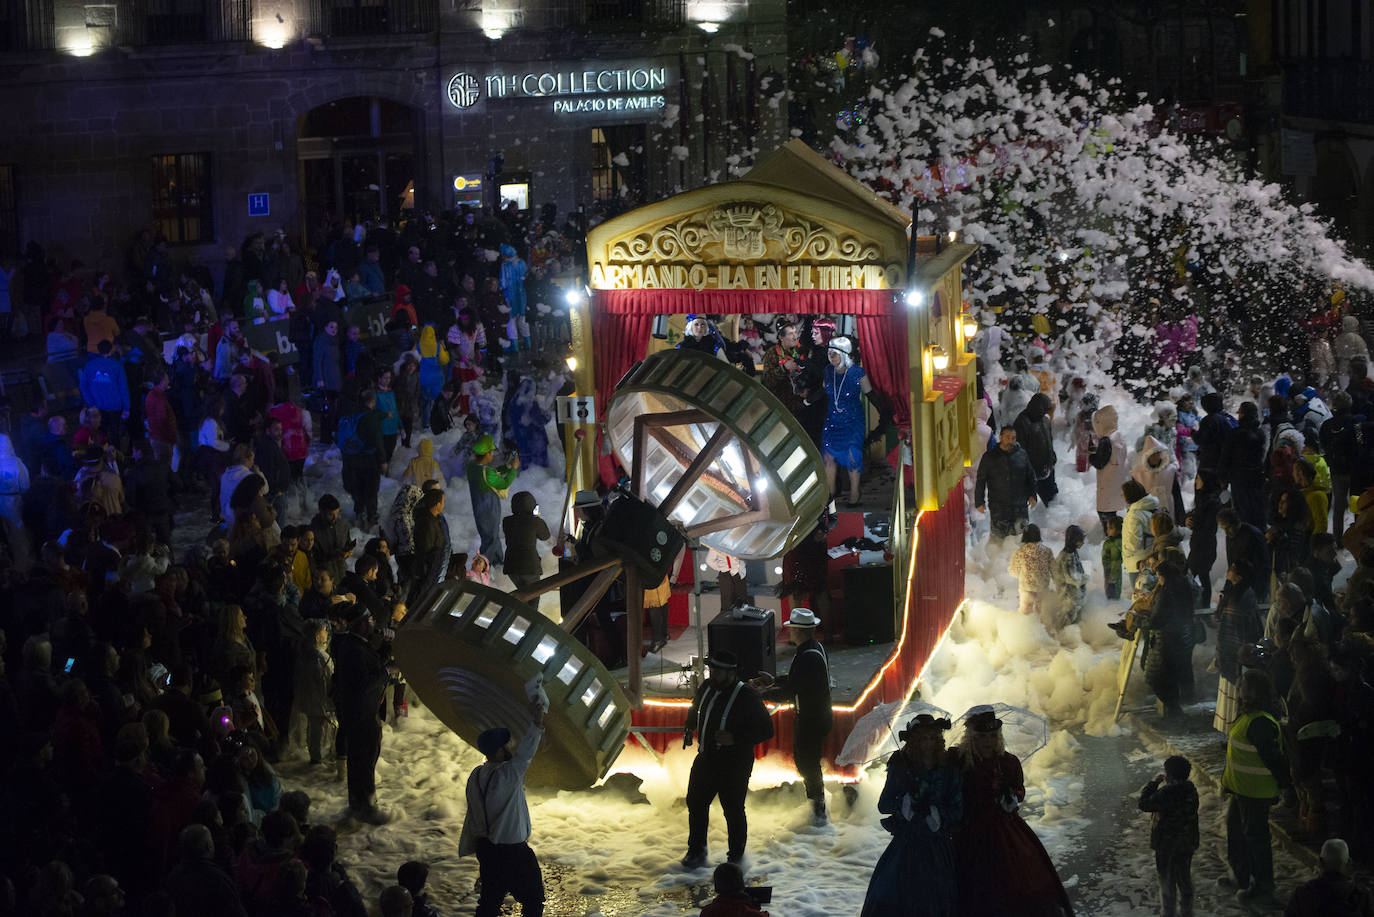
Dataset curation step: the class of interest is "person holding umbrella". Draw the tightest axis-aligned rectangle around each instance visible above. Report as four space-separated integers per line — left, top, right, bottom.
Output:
950 706 1074 916
860 713 962 917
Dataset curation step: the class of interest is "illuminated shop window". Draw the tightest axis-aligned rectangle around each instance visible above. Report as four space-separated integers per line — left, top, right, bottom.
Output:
151 153 214 244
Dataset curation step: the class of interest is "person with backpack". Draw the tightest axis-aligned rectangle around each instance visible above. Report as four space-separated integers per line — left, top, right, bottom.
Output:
337 391 385 530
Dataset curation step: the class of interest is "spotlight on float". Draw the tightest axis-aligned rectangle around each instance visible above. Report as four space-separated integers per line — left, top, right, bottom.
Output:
904 288 925 309
947 230 957 242
564 286 586 307
697 20 721 32
566 356 578 373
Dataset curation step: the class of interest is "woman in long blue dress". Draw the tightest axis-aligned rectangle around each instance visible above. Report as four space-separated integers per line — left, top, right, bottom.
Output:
819 335 872 506
861 714 963 917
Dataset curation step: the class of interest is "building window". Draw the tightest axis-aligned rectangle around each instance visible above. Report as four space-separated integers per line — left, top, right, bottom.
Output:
0 165 15 257
591 127 646 210
152 153 213 244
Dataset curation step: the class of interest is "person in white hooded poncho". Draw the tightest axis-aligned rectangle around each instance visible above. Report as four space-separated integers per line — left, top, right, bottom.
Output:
1134 434 1182 521
0 433 30 568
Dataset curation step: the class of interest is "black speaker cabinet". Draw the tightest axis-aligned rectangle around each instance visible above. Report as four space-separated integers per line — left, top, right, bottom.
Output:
589 495 685 583
843 563 895 645
706 608 776 679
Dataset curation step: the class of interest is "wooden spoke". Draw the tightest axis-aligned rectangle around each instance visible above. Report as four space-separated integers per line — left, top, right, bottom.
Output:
512 556 621 602
659 424 732 517
684 508 771 539
559 563 624 634
624 565 644 709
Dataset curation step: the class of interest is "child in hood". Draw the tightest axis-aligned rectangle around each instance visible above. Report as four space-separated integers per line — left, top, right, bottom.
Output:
1102 515 1123 600
402 438 442 487
468 553 492 586
1133 435 1180 519
1175 394 1199 480
447 413 482 479
393 285 418 327
1053 525 1090 629
1008 525 1055 620
1137 756 1200 917
1135 402 1179 458
416 325 449 431
1299 439 1331 496
1334 313 1370 381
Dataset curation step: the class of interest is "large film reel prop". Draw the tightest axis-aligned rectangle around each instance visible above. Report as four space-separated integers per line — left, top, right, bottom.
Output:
393 579 630 789
606 348 828 559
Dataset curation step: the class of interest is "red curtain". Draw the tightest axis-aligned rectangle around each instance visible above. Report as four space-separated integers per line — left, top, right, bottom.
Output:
588 289 911 485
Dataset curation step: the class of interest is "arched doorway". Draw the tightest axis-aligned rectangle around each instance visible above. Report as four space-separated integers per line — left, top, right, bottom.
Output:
1312 145 1359 242
297 96 420 249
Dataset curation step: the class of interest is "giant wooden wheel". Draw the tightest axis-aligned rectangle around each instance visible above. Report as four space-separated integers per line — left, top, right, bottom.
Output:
394 348 826 788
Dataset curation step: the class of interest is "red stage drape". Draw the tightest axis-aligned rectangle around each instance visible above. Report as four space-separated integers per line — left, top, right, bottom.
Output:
590 287 910 442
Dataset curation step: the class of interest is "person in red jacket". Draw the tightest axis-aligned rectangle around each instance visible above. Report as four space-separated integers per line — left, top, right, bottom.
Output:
700 863 768 917
267 394 312 516
144 370 178 463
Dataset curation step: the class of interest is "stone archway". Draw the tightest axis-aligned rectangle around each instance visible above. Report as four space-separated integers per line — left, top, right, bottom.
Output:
296 95 423 252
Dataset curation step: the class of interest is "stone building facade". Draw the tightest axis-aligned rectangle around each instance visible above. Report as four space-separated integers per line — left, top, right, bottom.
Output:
0 0 786 272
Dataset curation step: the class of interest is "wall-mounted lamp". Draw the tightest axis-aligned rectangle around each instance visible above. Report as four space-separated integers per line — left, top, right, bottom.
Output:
961 313 979 340
931 345 949 374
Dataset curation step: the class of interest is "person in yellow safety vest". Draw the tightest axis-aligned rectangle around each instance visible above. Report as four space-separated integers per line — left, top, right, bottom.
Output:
1217 669 1291 908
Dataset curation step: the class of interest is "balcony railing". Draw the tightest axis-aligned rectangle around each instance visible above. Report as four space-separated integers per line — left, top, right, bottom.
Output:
307 0 438 37
544 0 684 30
1284 59 1374 125
116 0 251 44
0 0 54 51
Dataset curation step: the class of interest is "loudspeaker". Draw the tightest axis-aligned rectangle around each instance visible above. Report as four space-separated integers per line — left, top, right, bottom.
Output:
843 563 895 645
589 495 685 583
707 608 776 679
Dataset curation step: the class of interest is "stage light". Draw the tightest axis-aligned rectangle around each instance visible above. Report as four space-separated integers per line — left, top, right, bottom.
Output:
904 289 924 309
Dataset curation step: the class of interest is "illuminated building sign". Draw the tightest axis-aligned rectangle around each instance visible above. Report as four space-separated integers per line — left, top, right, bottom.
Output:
446 61 673 119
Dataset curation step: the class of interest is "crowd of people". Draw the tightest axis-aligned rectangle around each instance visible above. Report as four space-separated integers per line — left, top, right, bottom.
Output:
971 296 1374 913
0 206 592 916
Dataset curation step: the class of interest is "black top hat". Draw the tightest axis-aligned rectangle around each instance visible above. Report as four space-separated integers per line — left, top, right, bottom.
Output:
965 705 1003 733
899 713 952 742
705 649 738 669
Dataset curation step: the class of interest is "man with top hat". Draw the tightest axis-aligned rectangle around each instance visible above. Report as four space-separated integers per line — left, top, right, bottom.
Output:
467 433 519 566
753 608 833 824
681 649 775 869
462 699 546 916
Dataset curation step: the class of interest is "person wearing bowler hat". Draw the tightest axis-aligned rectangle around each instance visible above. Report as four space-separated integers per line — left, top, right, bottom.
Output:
461 697 547 916
950 706 1074 917
861 713 962 917
681 649 775 869
753 608 833 823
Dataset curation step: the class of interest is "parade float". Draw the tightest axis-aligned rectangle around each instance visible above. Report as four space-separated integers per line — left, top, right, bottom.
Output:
395 140 978 787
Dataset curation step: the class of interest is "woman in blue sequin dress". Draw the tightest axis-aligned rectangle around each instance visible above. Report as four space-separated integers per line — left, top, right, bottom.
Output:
818 335 871 506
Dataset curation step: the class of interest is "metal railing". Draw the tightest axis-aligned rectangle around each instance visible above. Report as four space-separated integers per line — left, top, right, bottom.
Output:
115 0 251 45
0 0 53 51
543 0 684 30
306 0 438 37
1284 59 1374 125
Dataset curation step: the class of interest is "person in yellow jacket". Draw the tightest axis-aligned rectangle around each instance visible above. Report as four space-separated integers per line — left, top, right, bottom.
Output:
401 438 442 487
1218 669 1291 907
